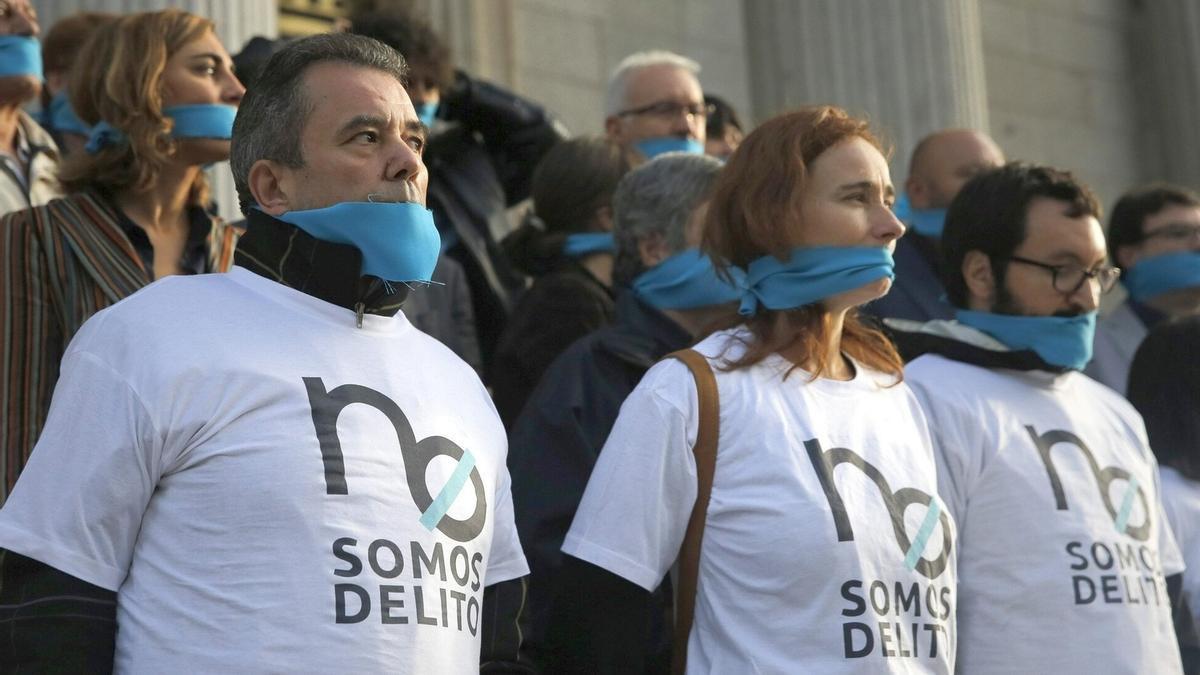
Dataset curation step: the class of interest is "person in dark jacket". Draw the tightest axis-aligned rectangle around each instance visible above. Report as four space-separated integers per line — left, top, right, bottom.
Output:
506 153 739 672
703 94 743 161
349 8 566 371
865 128 1004 323
489 137 629 427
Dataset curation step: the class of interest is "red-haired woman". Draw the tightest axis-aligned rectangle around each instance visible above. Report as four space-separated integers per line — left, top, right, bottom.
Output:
561 106 957 673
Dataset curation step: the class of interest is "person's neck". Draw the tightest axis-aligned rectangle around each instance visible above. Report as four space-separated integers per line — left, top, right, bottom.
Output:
579 252 613 287
113 163 200 233
0 104 22 156
779 308 854 380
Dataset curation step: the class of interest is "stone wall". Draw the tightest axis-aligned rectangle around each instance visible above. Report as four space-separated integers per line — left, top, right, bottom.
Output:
980 0 1142 210
468 0 753 139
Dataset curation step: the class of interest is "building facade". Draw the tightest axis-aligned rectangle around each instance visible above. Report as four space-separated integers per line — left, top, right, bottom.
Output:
34 0 1200 215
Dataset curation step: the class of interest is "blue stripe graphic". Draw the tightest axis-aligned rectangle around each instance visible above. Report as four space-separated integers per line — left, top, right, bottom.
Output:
1114 475 1140 535
419 450 476 531
905 499 942 571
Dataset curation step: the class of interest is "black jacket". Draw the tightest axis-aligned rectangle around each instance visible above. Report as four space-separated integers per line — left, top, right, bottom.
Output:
489 262 615 428
506 291 691 673
403 254 483 373
426 74 566 372
862 233 954 322
0 210 533 674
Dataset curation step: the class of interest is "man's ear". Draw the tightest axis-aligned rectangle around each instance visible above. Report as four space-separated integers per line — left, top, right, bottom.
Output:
593 205 614 233
1115 243 1139 271
906 175 931 209
248 160 292 216
637 232 670 268
604 115 624 144
962 249 996 309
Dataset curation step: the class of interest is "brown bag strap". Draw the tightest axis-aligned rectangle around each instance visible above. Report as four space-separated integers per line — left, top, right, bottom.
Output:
666 348 719 675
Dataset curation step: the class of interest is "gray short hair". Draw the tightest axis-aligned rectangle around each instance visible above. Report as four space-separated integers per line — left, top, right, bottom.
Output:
612 152 723 287
604 50 701 118
230 33 408 214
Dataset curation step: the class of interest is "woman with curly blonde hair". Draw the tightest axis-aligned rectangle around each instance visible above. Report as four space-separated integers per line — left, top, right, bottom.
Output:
0 9 244 500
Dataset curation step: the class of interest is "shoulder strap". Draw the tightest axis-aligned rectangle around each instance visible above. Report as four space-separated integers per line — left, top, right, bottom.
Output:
666 348 719 675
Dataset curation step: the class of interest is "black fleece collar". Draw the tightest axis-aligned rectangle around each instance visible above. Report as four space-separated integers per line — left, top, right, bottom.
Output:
884 317 1070 374
234 208 410 321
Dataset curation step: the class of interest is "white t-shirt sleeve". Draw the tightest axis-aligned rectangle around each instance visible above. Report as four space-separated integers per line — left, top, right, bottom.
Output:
0 344 165 591
562 359 699 592
484 463 530 586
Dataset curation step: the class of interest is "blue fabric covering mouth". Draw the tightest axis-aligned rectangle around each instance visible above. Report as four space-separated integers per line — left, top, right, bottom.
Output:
632 247 745 310
955 309 1097 371
45 91 90 135
415 101 440 128
892 193 947 238
634 137 704 159
85 104 238 154
0 36 42 79
562 232 616 259
739 246 895 316
276 201 442 282
1124 251 1200 302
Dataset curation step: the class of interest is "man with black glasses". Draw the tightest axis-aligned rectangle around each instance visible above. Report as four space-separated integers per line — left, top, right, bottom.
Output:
1088 184 1200 394
888 163 1198 674
604 50 706 163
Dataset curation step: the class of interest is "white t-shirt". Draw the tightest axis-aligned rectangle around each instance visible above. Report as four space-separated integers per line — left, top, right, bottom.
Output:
0 267 528 674
1160 466 1200 628
563 329 957 674
906 354 1184 675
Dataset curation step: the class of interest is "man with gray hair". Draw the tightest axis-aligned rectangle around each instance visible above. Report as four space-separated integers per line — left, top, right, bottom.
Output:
0 32 530 672
604 50 706 163
505 153 738 672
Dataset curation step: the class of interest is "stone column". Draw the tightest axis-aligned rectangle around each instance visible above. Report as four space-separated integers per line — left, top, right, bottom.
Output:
428 0 518 87
742 0 989 184
1134 1 1200 189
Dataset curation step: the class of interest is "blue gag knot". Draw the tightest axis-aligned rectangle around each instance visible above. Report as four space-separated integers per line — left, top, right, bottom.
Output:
85 121 124 154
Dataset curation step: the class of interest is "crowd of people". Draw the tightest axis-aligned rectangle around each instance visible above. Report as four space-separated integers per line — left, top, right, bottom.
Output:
0 1 1199 673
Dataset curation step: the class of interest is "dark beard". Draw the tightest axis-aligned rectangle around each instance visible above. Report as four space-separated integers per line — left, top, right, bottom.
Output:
991 280 1088 318
990 280 1026 315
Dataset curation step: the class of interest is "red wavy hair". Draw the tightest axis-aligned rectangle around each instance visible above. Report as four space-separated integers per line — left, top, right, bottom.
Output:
703 105 904 381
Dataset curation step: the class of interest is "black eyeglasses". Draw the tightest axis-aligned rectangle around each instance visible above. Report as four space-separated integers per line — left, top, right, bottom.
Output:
1142 223 1200 244
617 100 706 120
1004 255 1121 295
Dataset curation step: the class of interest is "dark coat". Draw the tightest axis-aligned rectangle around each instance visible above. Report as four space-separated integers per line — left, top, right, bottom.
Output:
489 262 614 428
507 291 691 672
403 255 483 373
425 74 567 370
864 232 955 322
